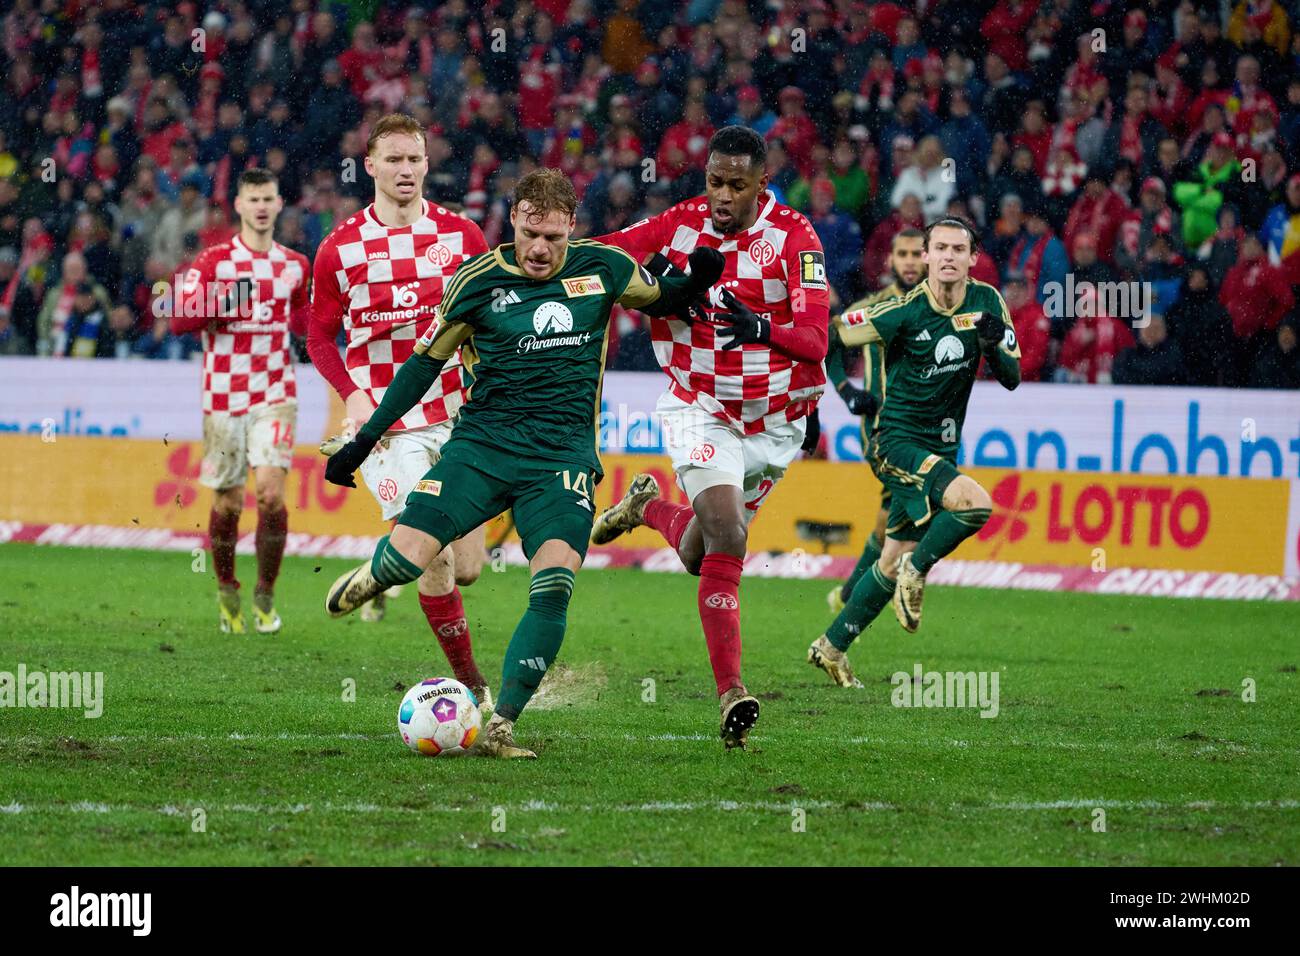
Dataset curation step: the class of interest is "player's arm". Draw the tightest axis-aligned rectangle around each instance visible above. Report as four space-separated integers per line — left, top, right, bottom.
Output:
714 229 830 360
324 265 481 487
834 293 908 348
169 250 231 334
975 291 1022 391
288 255 311 338
595 211 673 262
612 246 725 317
306 241 363 400
826 322 877 417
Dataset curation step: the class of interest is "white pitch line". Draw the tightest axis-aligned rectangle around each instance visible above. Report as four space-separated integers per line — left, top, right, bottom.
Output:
0 799 1296 816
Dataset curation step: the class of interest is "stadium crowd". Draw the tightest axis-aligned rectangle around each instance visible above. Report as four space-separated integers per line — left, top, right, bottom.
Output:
0 0 1298 388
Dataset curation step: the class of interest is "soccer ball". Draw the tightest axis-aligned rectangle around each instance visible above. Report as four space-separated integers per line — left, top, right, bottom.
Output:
397 678 482 756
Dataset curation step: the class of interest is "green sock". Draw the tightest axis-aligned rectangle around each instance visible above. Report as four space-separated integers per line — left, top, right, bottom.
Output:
911 508 991 574
370 534 423 588
840 531 883 602
826 561 896 651
496 567 576 721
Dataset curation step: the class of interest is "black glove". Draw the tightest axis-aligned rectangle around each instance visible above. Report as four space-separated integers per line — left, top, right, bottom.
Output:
645 252 709 323
837 381 878 418
324 434 378 488
975 311 1004 351
715 287 770 350
801 407 821 453
686 246 726 293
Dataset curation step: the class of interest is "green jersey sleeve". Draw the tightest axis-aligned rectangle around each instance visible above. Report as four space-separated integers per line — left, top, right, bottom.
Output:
834 293 912 347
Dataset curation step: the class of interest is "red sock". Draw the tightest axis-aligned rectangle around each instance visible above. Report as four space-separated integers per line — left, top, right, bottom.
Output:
419 589 485 689
209 509 240 587
643 499 695 552
255 504 288 592
698 552 744 696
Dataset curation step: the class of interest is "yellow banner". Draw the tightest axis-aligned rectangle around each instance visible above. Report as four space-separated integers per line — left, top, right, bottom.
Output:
0 438 1287 575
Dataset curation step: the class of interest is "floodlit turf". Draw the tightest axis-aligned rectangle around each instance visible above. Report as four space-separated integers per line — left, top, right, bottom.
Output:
1 542 1297 866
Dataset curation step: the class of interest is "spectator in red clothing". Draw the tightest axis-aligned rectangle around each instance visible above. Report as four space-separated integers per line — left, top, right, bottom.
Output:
338 21 385 101
1226 55 1279 138
1149 54 1191 141
1057 287 1135 383
1064 171 1129 265
139 99 189 169
657 98 714 182
862 192 924 289
517 45 561 157
1001 273 1052 382
767 86 820 177
1012 100 1053 176
1219 234 1296 376
981 0 1039 73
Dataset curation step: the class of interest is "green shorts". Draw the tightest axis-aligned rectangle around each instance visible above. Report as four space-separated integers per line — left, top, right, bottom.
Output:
870 439 960 542
863 424 892 514
396 437 597 561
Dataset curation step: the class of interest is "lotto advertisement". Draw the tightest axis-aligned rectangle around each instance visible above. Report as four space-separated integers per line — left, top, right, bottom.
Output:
2 359 1297 599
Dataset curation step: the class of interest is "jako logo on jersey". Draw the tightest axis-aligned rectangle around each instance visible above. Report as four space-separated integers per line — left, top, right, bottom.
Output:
368 250 389 260
748 239 776 267
690 443 716 463
561 275 606 297
425 243 453 267
393 282 420 308
533 301 574 334
935 335 965 363
704 592 738 610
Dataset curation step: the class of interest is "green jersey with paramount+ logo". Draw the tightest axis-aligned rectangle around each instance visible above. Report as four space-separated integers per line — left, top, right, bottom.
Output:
413 239 671 477
833 277 1020 456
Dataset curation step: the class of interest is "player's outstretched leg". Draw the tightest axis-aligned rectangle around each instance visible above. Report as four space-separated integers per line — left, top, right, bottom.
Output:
326 532 429 617
477 561 577 759
590 472 662 544
809 538 912 687
210 487 245 634
417 547 492 715
829 495 890 615
893 477 991 633
251 467 287 634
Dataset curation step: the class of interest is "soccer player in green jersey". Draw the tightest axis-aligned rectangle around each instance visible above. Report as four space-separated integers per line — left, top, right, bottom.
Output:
320 169 724 757
808 218 1021 688
824 228 925 623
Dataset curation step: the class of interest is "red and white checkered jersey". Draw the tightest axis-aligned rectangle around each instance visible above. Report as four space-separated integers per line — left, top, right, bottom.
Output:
600 191 829 434
310 199 488 432
182 235 310 415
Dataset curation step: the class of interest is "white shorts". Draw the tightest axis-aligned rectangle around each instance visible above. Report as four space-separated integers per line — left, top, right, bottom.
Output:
199 401 297 489
656 392 805 524
358 422 455 521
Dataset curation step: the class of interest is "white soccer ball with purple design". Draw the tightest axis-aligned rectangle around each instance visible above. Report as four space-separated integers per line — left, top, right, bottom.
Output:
397 678 482 756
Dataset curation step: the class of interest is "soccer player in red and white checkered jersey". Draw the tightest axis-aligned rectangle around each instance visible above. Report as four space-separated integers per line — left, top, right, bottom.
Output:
592 126 830 748
169 167 309 636
306 113 493 707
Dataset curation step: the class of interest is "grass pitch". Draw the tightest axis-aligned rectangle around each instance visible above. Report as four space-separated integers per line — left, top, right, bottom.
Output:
1 543 1297 866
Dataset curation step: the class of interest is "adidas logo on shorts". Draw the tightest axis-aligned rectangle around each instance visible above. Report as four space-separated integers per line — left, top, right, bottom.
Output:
519 656 547 671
